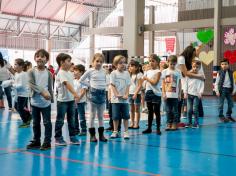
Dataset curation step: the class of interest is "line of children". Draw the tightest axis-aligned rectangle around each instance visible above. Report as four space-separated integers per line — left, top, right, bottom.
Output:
10 48 233 150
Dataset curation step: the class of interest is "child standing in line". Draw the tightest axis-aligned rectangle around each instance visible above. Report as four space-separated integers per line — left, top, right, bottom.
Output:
142 54 162 135
128 60 143 129
13 58 31 128
79 53 107 142
27 49 53 150
54 53 80 146
110 55 131 139
73 64 87 136
162 55 182 131
184 60 205 128
215 59 236 122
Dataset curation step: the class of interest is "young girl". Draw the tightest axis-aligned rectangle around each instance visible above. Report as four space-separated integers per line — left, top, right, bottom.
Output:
142 54 162 135
73 64 87 136
13 58 31 128
128 60 143 129
79 53 107 142
110 55 131 139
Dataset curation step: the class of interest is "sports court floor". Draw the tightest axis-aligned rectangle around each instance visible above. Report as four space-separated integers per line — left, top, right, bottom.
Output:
0 97 236 176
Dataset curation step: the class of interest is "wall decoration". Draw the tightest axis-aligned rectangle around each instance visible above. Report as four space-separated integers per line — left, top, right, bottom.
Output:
224 50 236 64
224 28 236 46
199 51 214 65
196 29 214 44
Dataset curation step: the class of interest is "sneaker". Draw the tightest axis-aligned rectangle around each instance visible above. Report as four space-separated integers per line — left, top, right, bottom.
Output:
142 128 152 134
177 122 186 129
165 123 172 131
142 108 148 113
19 123 30 128
185 123 192 128
78 131 87 136
55 138 67 146
124 131 130 139
170 123 177 131
105 126 113 131
40 143 51 150
27 140 41 149
156 129 162 135
192 123 199 129
110 131 119 138
219 117 230 123
227 117 236 122
70 136 80 145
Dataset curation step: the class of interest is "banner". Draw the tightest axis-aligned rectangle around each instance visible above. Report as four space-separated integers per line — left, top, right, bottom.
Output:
165 38 175 53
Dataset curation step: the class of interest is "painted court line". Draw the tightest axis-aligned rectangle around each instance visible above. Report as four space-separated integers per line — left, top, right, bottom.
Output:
0 147 160 176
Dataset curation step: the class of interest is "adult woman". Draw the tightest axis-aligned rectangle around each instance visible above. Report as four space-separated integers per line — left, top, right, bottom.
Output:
177 45 205 127
0 52 15 109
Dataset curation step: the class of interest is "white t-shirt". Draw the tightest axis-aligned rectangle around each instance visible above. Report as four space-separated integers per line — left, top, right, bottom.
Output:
14 72 30 97
74 79 87 103
145 69 162 96
176 56 205 90
110 70 131 103
161 68 182 98
56 70 74 102
79 68 106 90
0 61 11 81
31 69 51 108
129 72 143 94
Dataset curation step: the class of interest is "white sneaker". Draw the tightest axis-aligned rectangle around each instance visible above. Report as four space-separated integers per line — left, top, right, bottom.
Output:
123 131 130 139
110 131 119 138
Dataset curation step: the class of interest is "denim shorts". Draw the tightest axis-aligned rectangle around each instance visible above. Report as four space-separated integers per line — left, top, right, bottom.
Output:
128 94 141 105
112 103 130 120
145 90 161 103
88 87 106 104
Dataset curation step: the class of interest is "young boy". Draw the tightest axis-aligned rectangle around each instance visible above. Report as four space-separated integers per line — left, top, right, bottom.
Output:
215 59 236 122
184 60 204 128
73 64 87 136
162 55 182 131
27 49 53 150
55 53 80 145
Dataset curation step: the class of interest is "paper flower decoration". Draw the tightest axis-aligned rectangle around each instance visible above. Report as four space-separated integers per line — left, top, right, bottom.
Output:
224 28 236 46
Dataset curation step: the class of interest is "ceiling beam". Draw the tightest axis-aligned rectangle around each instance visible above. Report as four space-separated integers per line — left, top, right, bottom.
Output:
0 0 2 12
1 11 87 27
63 0 113 9
33 0 38 17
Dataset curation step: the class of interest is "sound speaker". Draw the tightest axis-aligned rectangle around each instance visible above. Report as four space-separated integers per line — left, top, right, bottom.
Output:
102 50 128 63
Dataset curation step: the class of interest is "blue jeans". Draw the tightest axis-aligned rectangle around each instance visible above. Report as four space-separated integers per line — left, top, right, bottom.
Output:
31 105 52 143
165 98 179 124
75 102 87 132
219 88 234 118
16 97 31 123
187 94 200 125
112 103 130 120
55 101 76 139
0 81 12 108
89 88 106 104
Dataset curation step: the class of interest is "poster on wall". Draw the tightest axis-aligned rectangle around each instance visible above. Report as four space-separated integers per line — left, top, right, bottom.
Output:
165 37 176 54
